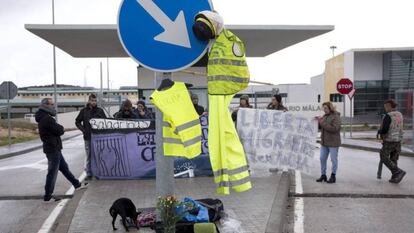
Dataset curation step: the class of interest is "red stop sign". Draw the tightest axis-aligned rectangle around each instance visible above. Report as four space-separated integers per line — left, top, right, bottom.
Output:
337 78 353 95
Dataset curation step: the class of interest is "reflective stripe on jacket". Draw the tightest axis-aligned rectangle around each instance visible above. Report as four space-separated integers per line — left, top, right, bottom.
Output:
207 29 250 95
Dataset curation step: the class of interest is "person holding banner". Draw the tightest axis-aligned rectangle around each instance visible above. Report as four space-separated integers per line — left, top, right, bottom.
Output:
75 94 106 180
315 102 341 183
267 94 287 112
114 99 138 119
135 100 154 119
231 94 252 122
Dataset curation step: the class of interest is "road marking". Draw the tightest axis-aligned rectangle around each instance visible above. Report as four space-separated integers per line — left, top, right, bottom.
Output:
295 170 303 194
37 172 86 233
0 159 48 171
294 170 304 233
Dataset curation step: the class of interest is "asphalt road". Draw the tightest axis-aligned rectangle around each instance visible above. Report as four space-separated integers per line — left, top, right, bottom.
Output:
0 136 85 233
292 147 414 233
2 136 414 233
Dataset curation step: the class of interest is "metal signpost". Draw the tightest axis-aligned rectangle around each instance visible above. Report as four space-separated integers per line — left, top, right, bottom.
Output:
337 78 354 138
117 0 212 196
348 89 356 138
0 81 18 146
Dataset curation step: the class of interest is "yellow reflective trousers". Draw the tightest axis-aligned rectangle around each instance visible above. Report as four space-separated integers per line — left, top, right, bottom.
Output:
208 95 252 195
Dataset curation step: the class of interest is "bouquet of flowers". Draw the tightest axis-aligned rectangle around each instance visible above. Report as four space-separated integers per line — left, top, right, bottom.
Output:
156 195 193 233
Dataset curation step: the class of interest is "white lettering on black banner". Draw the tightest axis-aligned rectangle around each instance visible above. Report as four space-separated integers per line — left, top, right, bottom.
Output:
90 118 151 130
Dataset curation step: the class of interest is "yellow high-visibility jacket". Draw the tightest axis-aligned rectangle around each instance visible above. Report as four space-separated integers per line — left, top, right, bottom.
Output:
208 29 250 95
150 82 202 159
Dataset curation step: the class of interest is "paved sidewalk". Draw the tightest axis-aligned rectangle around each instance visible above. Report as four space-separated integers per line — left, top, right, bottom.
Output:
0 130 82 159
66 174 283 233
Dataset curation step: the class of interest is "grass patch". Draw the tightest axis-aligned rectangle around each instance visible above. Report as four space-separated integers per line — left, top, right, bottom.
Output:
0 119 39 146
0 119 38 130
0 135 39 147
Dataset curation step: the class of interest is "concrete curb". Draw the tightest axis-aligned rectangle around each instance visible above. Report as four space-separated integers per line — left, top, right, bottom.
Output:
0 133 82 160
265 171 291 233
317 140 414 157
341 143 414 157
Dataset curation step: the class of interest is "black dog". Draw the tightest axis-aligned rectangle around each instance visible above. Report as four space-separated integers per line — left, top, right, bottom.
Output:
109 198 141 231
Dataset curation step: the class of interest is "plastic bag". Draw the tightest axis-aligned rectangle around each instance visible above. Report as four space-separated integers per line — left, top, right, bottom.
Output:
177 197 209 223
216 209 245 233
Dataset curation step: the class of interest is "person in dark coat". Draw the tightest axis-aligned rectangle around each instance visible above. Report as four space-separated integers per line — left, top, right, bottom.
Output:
135 100 154 119
315 102 341 184
75 94 106 180
191 93 205 116
232 94 252 122
267 94 288 111
113 99 138 119
35 98 87 202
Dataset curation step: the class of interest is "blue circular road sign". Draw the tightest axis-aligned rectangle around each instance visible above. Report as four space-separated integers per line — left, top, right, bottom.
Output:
118 0 212 72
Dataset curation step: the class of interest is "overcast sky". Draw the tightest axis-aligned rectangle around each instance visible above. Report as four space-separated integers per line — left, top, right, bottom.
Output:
1 0 414 89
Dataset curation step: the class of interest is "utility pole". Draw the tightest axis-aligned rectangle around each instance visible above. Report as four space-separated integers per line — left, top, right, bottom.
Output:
107 58 110 114
52 0 58 121
100 62 103 108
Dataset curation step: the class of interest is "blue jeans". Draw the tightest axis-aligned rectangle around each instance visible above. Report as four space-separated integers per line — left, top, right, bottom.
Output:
320 146 339 175
44 151 80 200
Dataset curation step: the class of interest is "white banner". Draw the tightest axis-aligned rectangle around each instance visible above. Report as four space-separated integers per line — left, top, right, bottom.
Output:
237 108 318 173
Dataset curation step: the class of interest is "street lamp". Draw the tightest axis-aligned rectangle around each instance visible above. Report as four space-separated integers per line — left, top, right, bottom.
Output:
330 45 337 58
83 66 90 87
83 66 90 102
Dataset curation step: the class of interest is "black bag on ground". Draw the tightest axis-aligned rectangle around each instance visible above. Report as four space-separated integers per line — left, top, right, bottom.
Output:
196 198 224 222
154 221 195 233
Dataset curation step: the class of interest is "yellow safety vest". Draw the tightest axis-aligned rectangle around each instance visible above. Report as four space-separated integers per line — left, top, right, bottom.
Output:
207 29 250 95
150 82 202 159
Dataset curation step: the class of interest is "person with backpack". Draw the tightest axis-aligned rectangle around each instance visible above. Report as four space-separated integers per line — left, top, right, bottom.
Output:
377 99 406 183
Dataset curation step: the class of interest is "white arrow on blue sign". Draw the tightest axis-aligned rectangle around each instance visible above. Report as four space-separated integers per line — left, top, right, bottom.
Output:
118 0 212 72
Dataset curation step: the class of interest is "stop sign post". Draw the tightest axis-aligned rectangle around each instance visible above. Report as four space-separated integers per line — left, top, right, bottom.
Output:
0 81 18 146
337 78 353 95
337 78 354 138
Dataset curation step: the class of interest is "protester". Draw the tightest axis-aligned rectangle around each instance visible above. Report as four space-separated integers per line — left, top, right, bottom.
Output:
191 93 205 116
267 94 287 111
113 99 138 119
75 94 106 180
315 102 341 184
135 100 154 119
377 99 406 183
35 98 88 202
231 94 252 122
